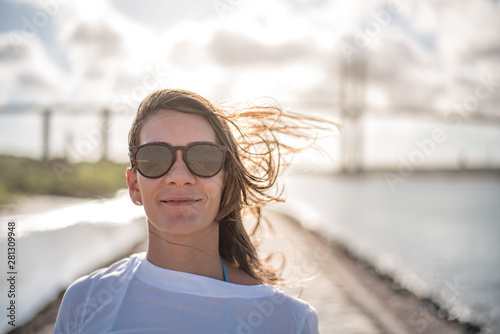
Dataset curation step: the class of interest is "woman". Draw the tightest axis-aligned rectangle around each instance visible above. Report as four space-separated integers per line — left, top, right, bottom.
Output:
55 89 330 333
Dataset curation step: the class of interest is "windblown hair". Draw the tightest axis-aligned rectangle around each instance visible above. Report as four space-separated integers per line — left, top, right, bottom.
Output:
128 89 335 286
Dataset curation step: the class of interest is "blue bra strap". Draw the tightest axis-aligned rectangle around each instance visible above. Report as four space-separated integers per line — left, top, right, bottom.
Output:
221 256 228 282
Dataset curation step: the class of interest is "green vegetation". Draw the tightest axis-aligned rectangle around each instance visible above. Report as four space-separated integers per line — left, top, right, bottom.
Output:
0 155 130 204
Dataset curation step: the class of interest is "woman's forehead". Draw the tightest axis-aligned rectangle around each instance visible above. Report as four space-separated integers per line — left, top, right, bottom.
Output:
140 110 218 145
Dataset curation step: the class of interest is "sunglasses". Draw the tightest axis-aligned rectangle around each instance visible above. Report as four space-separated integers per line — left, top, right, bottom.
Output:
129 142 228 178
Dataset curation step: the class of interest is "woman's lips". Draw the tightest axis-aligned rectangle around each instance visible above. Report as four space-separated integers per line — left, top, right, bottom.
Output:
160 198 200 206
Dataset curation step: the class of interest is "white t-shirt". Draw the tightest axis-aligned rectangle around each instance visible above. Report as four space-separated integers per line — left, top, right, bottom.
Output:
55 253 319 333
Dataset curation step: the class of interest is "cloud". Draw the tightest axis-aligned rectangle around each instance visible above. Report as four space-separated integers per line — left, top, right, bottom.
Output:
111 0 217 32
0 0 498 118
207 29 315 66
0 36 31 62
305 0 500 115
0 31 65 104
16 72 49 89
68 21 124 59
436 1 500 60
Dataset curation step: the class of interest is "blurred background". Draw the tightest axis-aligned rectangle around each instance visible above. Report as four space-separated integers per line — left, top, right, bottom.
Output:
0 0 499 332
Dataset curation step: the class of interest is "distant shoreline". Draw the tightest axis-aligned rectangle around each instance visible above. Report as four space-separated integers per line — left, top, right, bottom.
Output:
286 165 500 176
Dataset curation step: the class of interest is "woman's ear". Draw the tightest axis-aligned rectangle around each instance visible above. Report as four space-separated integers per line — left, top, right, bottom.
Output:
126 167 142 205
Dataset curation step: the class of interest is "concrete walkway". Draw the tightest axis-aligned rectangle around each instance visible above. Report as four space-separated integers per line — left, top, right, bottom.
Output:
259 209 471 334
259 209 407 334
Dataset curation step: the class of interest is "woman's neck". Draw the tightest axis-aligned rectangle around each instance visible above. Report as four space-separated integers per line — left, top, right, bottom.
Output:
145 222 225 281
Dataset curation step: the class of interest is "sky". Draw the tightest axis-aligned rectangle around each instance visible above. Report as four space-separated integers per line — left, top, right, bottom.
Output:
0 0 499 168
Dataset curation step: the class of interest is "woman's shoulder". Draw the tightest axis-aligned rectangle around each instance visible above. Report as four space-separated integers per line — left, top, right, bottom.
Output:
55 253 146 332
65 253 145 297
268 288 319 332
225 262 261 286
225 263 316 311
229 282 318 333
225 262 315 308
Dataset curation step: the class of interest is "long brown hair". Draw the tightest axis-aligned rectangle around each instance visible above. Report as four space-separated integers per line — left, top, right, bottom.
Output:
128 89 335 285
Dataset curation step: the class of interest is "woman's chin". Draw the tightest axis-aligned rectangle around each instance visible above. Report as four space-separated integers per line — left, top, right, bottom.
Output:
149 217 214 238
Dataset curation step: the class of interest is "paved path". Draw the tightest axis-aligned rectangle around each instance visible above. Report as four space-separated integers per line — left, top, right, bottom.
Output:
259 209 409 334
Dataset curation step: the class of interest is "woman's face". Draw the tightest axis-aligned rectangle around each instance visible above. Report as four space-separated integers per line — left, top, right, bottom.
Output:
128 110 225 238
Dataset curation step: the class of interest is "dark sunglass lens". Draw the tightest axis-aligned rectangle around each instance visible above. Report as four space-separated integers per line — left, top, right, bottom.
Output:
136 145 173 177
186 144 224 177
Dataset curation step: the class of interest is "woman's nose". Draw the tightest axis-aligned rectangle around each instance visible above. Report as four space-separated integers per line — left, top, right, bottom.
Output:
163 150 196 185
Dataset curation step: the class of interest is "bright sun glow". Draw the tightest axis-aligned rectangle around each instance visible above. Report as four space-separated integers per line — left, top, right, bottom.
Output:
367 86 390 109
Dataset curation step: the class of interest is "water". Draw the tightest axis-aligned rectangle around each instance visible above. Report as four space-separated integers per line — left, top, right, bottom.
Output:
280 171 500 332
0 191 147 333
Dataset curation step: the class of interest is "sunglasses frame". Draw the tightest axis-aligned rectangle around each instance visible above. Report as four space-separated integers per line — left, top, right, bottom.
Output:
129 141 228 178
